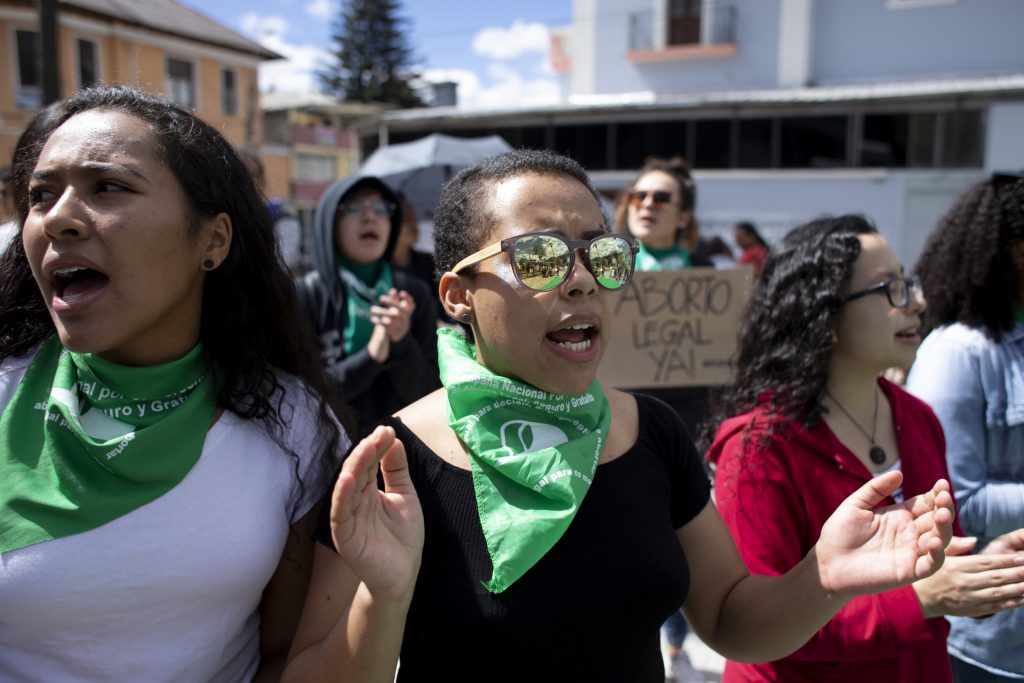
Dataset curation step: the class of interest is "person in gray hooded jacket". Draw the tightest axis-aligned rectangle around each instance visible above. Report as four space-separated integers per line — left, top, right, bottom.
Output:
296 175 439 433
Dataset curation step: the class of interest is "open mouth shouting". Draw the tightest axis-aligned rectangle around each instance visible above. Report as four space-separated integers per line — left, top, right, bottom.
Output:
48 263 110 311
546 319 601 361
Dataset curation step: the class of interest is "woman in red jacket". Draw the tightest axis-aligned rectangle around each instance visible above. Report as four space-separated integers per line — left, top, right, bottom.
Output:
707 214 1024 683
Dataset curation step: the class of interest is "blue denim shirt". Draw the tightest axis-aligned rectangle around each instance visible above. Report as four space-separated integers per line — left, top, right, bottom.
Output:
908 322 1024 679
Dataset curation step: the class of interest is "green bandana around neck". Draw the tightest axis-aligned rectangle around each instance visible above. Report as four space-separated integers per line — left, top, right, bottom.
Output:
636 243 691 272
338 257 394 355
1014 303 1024 326
0 336 216 553
436 328 611 593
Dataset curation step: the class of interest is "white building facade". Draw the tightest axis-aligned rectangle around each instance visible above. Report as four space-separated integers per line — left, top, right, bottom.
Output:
373 0 1024 264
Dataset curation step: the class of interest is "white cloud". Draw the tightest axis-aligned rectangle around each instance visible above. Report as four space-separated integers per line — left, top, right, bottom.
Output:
422 66 559 111
304 0 333 22
240 13 288 39
472 21 550 60
238 13 331 93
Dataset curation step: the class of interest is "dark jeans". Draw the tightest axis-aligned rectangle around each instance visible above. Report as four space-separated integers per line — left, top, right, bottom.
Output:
952 656 1020 683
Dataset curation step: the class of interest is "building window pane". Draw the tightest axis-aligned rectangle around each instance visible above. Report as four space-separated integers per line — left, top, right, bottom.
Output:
166 58 195 108
78 39 98 88
908 112 936 167
693 119 731 169
668 0 702 45
222 69 238 115
780 116 848 168
554 124 608 170
615 121 688 169
942 110 983 168
17 30 41 88
861 114 910 168
737 118 772 168
295 153 336 183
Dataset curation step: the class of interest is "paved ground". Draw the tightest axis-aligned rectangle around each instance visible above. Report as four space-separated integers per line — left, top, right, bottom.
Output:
678 632 725 682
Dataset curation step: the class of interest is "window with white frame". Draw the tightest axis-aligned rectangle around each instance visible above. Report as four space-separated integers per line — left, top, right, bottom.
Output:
78 38 98 88
15 29 41 108
222 68 238 115
166 57 195 108
295 153 336 183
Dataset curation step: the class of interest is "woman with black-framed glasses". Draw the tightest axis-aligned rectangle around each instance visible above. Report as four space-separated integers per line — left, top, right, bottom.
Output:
283 154 959 683
706 214 1024 683
907 172 1024 682
294 175 440 434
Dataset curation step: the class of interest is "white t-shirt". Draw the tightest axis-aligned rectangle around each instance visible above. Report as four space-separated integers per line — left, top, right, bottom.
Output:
0 351 347 682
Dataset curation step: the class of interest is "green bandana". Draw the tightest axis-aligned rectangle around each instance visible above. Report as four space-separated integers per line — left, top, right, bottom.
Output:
338 258 394 355
636 243 691 271
1014 303 1024 325
437 328 611 593
0 336 215 553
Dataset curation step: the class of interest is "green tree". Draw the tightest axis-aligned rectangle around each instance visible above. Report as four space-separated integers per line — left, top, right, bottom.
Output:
319 0 424 108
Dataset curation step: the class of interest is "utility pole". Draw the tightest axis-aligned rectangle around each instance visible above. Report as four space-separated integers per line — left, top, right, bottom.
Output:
40 0 60 105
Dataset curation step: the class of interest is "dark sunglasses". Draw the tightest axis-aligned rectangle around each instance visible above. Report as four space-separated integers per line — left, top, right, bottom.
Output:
452 231 639 291
846 276 922 308
627 190 673 208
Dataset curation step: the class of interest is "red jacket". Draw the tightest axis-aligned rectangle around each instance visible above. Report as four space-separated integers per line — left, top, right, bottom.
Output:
707 378 960 683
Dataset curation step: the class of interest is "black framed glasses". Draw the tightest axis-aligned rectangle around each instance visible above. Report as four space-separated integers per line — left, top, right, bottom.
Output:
627 190 673 208
452 231 639 291
846 276 922 308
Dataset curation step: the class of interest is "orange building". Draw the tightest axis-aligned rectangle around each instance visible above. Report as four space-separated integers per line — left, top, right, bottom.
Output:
0 0 280 168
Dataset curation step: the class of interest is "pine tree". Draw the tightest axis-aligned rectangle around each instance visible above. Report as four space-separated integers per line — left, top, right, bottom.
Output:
319 0 424 108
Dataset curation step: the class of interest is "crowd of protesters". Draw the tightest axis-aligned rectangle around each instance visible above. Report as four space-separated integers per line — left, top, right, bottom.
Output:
0 86 1021 683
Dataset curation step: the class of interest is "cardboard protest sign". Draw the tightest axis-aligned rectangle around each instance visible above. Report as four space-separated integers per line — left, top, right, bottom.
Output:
598 267 753 388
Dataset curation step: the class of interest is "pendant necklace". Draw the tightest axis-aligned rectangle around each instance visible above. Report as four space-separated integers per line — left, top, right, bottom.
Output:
826 388 888 465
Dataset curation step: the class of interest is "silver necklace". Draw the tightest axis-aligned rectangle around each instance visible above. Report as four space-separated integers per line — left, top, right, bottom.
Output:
825 389 887 465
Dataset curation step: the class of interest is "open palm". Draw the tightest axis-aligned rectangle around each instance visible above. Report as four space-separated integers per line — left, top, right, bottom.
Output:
815 472 954 598
330 426 424 600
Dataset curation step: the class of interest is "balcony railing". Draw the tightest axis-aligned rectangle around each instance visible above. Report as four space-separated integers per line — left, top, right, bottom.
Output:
628 3 736 52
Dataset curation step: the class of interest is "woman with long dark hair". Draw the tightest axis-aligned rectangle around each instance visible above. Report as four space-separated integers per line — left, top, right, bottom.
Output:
0 86 347 680
707 215 1024 683
907 173 1024 682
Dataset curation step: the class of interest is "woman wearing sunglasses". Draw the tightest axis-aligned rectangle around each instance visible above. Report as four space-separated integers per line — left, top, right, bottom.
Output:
706 215 1024 683
907 173 1024 682
296 175 439 433
283 152 958 682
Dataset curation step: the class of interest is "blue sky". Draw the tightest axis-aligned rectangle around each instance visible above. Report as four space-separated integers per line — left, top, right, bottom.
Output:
190 0 572 109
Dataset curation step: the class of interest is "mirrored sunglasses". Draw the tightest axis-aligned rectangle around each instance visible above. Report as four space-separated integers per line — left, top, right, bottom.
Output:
452 231 639 291
339 199 395 217
627 190 673 208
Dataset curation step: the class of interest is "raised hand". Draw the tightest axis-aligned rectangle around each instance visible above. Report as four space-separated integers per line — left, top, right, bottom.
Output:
815 473 954 599
914 535 1024 618
371 288 416 344
330 425 424 599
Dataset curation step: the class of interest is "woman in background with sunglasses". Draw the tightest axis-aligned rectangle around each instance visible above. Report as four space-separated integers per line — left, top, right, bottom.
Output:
907 173 1024 682
283 152 958 682
296 175 439 434
706 215 1024 683
617 155 715 680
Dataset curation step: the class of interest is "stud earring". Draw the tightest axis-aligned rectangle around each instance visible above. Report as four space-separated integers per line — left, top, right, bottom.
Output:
203 259 215 270
460 312 473 324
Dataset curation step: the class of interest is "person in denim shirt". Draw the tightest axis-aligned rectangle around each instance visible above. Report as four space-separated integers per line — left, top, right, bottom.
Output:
908 172 1024 682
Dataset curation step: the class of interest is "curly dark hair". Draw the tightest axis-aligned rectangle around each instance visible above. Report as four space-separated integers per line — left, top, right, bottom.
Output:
915 173 1024 340
433 148 607 338
705 215 876 443
1 85 348 485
